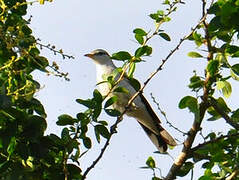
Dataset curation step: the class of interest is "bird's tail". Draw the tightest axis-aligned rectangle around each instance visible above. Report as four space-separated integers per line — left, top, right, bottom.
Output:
138 122 176 153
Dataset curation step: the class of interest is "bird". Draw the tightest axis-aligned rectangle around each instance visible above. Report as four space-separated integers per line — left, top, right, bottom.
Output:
84 49 176 153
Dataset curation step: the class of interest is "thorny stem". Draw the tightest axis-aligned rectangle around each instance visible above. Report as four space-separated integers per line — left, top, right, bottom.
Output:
36 41 75 59
150 93 187 135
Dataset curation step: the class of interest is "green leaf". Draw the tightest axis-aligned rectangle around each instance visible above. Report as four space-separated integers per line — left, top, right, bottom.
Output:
77 113 90 126
207 106 221 121
216 81 232 98
231 109 239 122
149 13 160 21
207 60 219 76
67 164 82 179
57 114 75 126
93 89 103 103
83 137 92 149
135 46 152 57
94 126 101 143
188 51 203 58
231 64 239 76
21 25 32 35
230 69 239 81
157 10 164 16
36 56 49 69
105 109 121 117
0 161 11 172
207 97 231 121
0 95 11 109
163 0 170 5
98 120 108 125
133 28 147 36
48 134 63 146
111 51 131 61
104 96 118 108
128 62 136 77
76 98 94 108
95 125 110 139
135 34 144 45
216 97 231 113
113 86 129 94
179 96 199 114
158 33 171 41
7 137 16 157
192 32 203 46
92 102 102 120
24 115 47 139
61 128 70 143
176 162 194 177
128 77 141 91
188 75 204 91
146 156 156 168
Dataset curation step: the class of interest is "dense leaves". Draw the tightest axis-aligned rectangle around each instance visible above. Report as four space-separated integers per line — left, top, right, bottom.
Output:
0 0 239 180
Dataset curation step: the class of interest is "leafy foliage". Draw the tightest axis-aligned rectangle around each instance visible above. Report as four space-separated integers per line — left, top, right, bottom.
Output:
0 0 239 180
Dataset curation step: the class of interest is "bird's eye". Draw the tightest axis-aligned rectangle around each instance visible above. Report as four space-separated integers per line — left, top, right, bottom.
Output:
96 52 106 56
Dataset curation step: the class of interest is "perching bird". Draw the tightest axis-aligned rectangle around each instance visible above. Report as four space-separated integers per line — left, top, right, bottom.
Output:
85 49 176 153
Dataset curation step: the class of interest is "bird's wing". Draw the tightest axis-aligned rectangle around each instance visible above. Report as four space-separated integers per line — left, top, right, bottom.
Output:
124 77 177 149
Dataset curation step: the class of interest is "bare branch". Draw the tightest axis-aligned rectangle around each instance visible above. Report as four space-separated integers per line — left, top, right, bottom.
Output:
36 41 75 59
150 93 187 135
226 170 239 180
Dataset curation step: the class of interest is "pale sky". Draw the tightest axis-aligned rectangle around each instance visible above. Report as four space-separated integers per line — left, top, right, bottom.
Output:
28 1 238 179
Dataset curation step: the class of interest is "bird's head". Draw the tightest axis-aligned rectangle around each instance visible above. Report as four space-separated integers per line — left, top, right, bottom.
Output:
84 49 111 65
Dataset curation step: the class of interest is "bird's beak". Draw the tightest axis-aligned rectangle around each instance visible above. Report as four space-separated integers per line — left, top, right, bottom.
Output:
84 53 94 58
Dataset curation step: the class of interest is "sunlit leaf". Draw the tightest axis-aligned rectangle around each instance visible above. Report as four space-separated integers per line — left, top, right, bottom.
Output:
179 96 199 114
188 52 203 58
133 28 147 36
111 51 131 61
135 34 144 45
207 60 219 76
216 81 232 98
146 156 156 168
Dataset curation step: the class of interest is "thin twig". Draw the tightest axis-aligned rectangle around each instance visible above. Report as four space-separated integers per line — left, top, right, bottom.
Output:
36 41 75 59
150 93 187 135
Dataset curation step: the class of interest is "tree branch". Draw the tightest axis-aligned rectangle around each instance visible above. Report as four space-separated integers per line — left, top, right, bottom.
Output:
164 1 212 179
164 100 210 180
226 169 239 180
81 117 120 179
